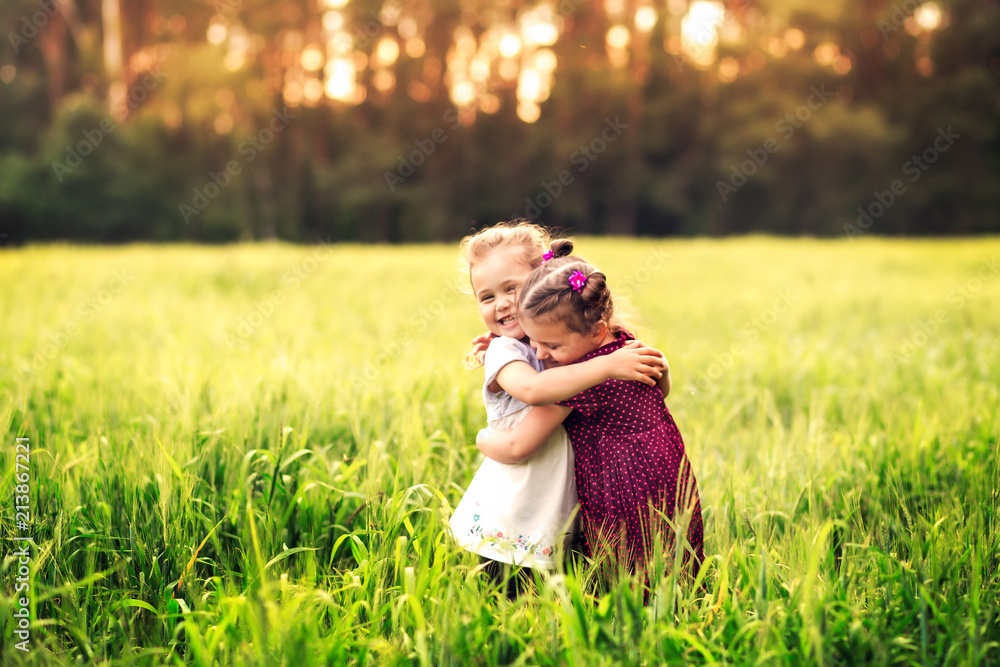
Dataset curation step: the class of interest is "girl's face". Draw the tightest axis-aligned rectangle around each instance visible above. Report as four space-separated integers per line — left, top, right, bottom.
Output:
520 314 607 366
470 247 534 339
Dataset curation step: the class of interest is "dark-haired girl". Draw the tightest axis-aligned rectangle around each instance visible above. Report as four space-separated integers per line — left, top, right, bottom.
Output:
477 247 704 584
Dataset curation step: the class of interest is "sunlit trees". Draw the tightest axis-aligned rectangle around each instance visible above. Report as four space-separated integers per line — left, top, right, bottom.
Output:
0 0 997 242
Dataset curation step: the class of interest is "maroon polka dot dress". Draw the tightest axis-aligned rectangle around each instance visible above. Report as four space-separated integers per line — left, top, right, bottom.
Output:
557 331 704 576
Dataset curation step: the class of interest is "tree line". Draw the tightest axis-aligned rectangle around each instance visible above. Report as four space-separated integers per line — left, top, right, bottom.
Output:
1 0 998 244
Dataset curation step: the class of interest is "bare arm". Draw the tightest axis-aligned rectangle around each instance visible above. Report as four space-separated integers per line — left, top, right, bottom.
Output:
476 404 572 464
657 355 671 397
496 341 666 407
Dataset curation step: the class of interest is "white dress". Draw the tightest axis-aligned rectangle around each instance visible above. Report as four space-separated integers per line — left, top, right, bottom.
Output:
450 336 578 569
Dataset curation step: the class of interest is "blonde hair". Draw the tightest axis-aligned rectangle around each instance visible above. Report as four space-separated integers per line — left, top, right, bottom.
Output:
458 220 570 366
457 219 561 294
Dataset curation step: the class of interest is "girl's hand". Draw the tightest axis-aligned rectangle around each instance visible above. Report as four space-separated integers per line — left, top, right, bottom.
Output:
471 331 495 357
464 331 496 367
605 340 667 386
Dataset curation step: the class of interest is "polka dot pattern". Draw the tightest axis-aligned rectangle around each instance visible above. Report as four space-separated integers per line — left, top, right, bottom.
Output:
558 332 705 574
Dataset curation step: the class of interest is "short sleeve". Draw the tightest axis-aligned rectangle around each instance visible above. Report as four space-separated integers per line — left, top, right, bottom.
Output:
483 336 543 390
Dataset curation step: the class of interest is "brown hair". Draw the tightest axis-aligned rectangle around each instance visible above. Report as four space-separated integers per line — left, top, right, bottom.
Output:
518 250 628 337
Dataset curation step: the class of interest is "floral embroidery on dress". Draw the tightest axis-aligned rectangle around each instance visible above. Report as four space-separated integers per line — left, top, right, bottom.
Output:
466 503 554 557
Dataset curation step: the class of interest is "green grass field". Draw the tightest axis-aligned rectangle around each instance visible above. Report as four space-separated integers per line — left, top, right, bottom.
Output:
1 237 998 665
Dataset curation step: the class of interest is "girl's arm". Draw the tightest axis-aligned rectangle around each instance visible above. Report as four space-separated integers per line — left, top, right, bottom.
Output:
477 404 572 464
495 341 666 407
657 355 672 397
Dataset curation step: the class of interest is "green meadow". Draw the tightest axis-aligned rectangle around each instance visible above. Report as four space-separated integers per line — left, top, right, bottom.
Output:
1 237 998 665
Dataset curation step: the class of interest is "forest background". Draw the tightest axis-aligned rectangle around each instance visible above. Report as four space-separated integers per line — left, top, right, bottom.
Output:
1 0 998 244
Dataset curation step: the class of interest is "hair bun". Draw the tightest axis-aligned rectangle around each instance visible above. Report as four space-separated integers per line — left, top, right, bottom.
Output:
549 239 574 258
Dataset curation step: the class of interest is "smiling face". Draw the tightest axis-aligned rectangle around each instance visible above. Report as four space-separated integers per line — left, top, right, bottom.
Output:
470 246 535 339
520 313 608 365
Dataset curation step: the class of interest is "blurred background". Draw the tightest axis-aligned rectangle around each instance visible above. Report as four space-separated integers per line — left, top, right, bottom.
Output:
1 0 997 244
